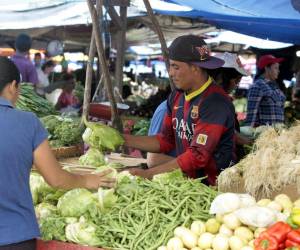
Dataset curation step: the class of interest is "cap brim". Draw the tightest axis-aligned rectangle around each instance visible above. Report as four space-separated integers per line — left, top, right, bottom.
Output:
191 57 225 69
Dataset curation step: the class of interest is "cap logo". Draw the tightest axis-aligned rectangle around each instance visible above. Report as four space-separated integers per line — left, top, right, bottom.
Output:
195 45 210 61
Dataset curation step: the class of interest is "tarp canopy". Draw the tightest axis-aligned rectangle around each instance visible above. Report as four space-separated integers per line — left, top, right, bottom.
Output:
158 0 300 44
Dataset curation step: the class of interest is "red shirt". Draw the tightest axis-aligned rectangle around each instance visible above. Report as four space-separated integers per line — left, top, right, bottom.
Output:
57 91 78 109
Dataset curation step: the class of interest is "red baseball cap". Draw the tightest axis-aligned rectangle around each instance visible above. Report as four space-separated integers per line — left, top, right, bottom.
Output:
257 54 284 69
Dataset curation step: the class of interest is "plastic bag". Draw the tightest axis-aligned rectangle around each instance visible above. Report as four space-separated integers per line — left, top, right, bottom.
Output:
234 206 277 227
238 194 256 208
209 193 241 214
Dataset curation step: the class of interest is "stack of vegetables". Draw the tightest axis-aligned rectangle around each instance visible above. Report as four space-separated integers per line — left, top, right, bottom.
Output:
40 115 84 148
32 170 217 249
78 119 125 169
254 221 300 250
16 84 58 117
218 123 300 199
158 192 300 250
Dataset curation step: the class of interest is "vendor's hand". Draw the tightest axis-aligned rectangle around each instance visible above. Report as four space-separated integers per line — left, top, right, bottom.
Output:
128 168 153 179
84 169 116 190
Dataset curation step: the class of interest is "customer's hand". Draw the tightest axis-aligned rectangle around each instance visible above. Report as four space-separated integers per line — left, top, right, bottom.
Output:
84 169 116 190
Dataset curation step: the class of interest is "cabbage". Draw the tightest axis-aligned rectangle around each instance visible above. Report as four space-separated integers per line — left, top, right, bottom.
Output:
92 166 118 179
153 169 184 183
57 189 98 217
65 217 101 247
83 118 124 150
107 162 124 169
30 173 54 205
40 215 67 241
35 202 57 220
97 188 117 211
79 148 106 168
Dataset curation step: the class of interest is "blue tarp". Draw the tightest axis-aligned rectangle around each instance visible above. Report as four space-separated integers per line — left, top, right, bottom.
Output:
157 0 300 44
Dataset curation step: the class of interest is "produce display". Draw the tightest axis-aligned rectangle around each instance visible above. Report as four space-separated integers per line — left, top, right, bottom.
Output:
158 193 300 250
218 123 300 199
16 83 58 117
40 115 84 148
32 170 217 250
131 119 150 136
74 82 85 105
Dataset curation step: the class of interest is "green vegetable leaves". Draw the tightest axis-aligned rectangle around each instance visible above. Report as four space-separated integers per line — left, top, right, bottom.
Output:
79 148 106 168
83 118 124 151
57 189 97 217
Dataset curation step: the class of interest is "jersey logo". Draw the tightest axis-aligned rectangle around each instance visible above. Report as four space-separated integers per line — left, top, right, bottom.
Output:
174 105 183 110
196 134 208 145
191 105 199 119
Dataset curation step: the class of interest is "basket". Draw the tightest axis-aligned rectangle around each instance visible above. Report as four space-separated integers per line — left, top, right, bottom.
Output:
52 144 84 159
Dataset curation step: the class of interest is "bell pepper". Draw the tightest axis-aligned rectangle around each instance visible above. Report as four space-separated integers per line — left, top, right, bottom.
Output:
288 217 300 230
285 230 300 248
254 232 279 250
291 208 300 227
266 222 292 243
285 247 300 250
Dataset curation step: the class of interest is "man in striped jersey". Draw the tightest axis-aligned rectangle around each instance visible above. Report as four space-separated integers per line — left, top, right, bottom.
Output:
124 35 236 185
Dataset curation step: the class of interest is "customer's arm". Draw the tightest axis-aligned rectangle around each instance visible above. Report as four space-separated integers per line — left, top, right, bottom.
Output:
33 140 115 190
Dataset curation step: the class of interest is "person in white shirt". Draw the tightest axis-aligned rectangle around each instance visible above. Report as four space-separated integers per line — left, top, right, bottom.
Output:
36 60 55 96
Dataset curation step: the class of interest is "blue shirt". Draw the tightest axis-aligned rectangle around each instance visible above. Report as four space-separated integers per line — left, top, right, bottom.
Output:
148 100 176 157
245 78 286 127
0 97 48 246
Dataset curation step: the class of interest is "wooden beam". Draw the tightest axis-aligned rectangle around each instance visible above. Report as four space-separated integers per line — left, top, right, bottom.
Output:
82 0 101 124
142 0 175 90
106 5 122 30
115 5 127 99
87 0 123 132
104 0 130 7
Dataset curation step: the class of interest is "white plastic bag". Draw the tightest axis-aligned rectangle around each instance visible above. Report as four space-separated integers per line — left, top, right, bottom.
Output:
234 206 277 227
238 194 256 208
209 193 241 214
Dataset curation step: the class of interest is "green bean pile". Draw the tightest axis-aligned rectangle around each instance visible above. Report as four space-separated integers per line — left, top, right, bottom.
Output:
91 178 217 250
16 84 58 117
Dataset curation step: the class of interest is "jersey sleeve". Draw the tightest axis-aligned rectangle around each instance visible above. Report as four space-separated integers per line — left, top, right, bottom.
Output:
156 92 177 153
177 93 234 172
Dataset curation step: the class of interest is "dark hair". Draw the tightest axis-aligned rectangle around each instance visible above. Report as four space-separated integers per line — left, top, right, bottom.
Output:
41 60 55 71
209 68 242 92
0 57 21 93
221 68 242 91
254 67 266 80
34 52 41 58
15 33 32 53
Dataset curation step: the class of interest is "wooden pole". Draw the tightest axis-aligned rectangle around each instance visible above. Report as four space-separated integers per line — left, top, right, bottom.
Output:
142 0 175 90
87 0 123 132
82 0 101 124
115 5 127 99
